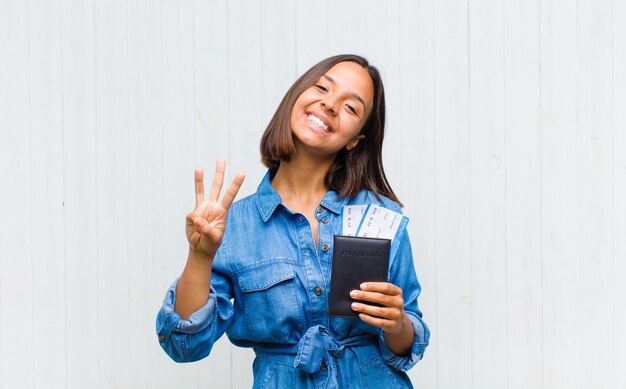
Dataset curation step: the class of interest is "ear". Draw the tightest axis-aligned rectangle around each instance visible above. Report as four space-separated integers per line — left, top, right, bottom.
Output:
345 134 365 151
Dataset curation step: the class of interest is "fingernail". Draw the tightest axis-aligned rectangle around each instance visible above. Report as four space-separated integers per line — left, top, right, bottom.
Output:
360 283 367 289
350 290 359 298
351 303 359 309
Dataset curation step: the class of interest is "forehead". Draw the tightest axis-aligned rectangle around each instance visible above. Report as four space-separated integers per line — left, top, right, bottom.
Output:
321 61 374 108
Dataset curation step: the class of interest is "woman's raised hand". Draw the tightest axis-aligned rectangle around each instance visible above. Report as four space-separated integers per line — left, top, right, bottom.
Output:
185 159 245 257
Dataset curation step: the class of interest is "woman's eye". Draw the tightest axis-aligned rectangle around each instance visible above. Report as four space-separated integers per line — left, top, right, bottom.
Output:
346 104 357 115
315 84 328 92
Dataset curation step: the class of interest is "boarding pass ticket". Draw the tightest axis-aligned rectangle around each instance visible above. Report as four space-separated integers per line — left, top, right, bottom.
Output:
341 205 368 236
341 204 409 260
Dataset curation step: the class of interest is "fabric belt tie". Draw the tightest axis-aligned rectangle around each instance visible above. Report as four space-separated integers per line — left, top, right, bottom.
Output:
293 325 375 388
253 325 376 388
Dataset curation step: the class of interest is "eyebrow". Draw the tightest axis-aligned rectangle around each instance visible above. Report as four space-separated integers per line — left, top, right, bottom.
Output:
322 74 367 111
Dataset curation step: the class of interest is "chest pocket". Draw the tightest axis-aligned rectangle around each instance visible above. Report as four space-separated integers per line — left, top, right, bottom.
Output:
237 260 303 343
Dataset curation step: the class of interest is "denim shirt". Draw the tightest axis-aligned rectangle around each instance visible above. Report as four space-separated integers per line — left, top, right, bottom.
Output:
156 171 429 388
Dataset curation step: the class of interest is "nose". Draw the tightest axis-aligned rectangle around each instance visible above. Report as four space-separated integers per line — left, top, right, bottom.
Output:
320 97 337 115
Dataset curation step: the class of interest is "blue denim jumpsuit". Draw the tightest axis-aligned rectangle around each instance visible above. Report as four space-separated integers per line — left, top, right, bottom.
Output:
156 172 429 388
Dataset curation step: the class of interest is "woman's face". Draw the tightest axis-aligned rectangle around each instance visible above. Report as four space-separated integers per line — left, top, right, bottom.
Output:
289 61 374 157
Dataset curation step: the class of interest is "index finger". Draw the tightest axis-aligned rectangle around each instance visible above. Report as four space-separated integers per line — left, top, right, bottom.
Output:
220 170 246 210
359 282 402 296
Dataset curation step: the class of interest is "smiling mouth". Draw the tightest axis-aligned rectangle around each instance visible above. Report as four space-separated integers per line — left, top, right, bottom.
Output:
307 114 330 133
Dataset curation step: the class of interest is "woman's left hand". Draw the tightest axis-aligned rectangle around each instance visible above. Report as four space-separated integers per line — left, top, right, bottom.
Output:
349 282 410 334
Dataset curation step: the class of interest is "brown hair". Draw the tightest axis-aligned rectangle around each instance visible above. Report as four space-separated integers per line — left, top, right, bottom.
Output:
259 54 401 206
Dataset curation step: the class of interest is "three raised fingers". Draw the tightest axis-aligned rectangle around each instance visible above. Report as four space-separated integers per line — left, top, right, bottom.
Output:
194 159 245 210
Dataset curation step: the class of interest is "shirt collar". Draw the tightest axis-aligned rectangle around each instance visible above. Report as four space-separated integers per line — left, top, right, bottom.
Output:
255 171 350 222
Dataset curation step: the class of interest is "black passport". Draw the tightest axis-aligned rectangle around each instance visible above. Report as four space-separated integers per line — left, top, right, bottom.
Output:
328 235 391 318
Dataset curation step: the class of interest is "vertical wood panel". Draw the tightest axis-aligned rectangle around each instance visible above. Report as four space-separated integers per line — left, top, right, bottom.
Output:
194 0 231 168
540 0 581 388
614 2 626 388
227 1 263 385
61 0 99 387
578 0 614 387
504 0 543 388
295 0 330 74
397 1 438 387
434 1 472 387
29 0 66 386
468 0 508 387
325 0 400 69
127 1 166 388
227 0 265 204
0 2 34 388
94 0 130 387
194 0 231 173
260 0 296 125
159 0 201 387
193 0 233 387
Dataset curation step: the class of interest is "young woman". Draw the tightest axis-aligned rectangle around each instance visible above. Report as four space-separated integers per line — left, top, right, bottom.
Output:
157 54 429 388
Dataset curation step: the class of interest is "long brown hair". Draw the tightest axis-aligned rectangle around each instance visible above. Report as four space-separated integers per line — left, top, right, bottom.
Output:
259 54 401 206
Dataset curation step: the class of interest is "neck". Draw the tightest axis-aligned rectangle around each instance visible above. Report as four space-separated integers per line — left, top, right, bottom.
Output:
271 151 335 207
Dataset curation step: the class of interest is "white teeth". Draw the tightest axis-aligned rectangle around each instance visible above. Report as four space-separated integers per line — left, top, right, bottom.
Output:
307 114 329 132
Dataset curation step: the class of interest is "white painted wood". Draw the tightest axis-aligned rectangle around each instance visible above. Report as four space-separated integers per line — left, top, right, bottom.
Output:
29 0 66 386
396 1 438 387
614 3 626 388
326 0 400 69
578 0 615 387
126 1 169 389
540 1 582 388
227 0 266 204
159 0 204 387
94 0 131 388
0 2 34 388
295 0 331 74
432 1 473 388
194 0 231 169
1 1 625 388
468 0 508 387
60 0 99 387
503 0 543 388
260 0 297 125
193 0 234 387
226 1 264 386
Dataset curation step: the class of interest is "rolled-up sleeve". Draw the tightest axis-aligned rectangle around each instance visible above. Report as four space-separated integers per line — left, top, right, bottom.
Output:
379 230 430 371
156 253 235 363
377 312 430 371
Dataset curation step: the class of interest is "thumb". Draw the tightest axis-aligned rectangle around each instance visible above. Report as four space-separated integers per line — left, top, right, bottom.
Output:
194 217 212 235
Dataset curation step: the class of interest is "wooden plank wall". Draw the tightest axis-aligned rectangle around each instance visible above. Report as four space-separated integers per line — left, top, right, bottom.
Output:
0 1 624 388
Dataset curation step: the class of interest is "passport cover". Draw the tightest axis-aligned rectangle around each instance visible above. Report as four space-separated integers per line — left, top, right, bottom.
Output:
328 235 390 318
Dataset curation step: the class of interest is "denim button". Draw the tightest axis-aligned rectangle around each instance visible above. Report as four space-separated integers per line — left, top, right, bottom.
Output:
316 206 324 213
158 333 165 342
314 287 322 296
321 217 329 224
321 244 329 252
320 361 327 371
